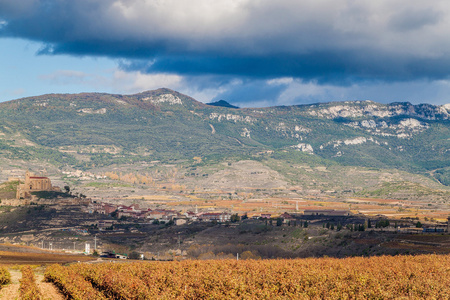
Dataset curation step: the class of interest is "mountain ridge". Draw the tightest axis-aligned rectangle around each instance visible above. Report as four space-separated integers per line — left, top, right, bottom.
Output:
2 89 449 123
0 88 448 188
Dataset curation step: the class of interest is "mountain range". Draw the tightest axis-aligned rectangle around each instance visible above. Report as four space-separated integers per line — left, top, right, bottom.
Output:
0 88 448 191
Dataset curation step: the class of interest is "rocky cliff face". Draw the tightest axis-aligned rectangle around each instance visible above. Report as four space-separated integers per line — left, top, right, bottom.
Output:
305 101 449 120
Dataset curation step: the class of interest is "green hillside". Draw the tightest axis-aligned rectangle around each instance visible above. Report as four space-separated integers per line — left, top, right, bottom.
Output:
0 88 448 187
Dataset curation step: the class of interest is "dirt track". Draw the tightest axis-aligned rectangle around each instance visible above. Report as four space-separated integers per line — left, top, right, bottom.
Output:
0 268 20 300
0 267 64 300
35 273 64 300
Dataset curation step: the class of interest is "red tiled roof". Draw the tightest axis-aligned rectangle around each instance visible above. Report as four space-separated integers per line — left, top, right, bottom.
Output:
202 213 226 216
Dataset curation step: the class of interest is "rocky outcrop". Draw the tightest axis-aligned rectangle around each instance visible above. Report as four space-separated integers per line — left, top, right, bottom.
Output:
307 101 449 120
209 113 256 123
77 108 107 114
143 94 183 105
291 143 314 154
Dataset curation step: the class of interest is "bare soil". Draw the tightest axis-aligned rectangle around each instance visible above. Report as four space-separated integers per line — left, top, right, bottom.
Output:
35 273 64 300
0 246 92 265
0 269 20 300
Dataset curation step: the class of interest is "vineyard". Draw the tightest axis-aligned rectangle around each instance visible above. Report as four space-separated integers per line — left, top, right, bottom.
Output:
40 254 450 299
19 266 42 300
0 267 10 286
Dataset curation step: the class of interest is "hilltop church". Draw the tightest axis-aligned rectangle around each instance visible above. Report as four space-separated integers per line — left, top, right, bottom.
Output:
16 171 60 199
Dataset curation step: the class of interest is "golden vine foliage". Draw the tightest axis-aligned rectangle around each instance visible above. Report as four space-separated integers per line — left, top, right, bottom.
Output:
51 254 450 299
0 266 10 286
19 266 42 300
44 264 106 300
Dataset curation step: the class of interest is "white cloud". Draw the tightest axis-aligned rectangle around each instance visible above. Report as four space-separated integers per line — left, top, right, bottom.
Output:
267 77 294 86
40 70 95 85
33 66 450 106
39 68 182 93
275 80 346 105
111 70 183 93
214 78 450 107
38 67 229 102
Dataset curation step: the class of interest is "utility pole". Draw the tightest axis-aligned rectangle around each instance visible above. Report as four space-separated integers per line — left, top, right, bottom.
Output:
447 216 450 233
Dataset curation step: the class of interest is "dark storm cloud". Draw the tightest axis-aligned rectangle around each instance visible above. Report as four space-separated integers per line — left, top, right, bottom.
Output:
2 0 450 84
122 51 450 84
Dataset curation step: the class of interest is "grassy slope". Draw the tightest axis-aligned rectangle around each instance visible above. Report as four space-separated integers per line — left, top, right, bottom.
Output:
0 90 448 189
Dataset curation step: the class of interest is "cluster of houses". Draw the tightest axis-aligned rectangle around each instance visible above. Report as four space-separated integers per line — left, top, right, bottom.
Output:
87 201 232 225
87 200 356 225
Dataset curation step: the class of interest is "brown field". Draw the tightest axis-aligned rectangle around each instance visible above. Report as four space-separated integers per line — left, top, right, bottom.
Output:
383 241 450 254
0 244 93 265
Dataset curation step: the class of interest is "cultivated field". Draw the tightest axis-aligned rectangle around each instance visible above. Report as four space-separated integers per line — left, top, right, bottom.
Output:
37 254 450 299
0 244 92 265
0 252 450 298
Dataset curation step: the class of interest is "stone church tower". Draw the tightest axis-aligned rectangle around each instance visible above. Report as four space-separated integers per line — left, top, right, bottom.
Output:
16 171 55 199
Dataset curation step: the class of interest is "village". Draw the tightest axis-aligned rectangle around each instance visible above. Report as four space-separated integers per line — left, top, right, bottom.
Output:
6 170 356 226
3 171 450 232
1 170 450 261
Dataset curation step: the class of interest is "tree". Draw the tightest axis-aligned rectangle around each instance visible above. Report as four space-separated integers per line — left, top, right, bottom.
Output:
240 250 261 260
367 219 372 228
231 214 240 223
304 220 308 228
416 221 423 228
128 251 141 260
64 185 70 193
376 219 390 228
276 218 283 226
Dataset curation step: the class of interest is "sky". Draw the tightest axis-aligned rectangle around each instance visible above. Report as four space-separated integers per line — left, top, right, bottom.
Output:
1 0 450 107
